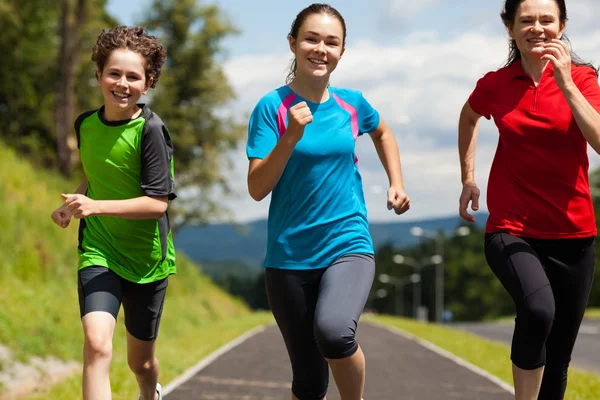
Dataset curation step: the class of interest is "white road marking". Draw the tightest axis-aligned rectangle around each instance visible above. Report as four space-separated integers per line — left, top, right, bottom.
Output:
370 321 515 395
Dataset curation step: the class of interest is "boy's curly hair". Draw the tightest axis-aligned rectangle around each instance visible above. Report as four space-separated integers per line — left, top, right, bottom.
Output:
92 26 167 89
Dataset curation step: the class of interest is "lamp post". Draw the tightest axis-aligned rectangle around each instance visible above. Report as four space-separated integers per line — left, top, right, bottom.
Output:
410 226 470 323
378 273 421 316
392 254 421 319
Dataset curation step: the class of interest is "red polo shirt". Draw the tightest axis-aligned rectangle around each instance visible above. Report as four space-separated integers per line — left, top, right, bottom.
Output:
469 60 600 239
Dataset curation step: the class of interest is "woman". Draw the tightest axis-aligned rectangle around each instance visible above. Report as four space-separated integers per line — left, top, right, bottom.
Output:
246 4 410 399
458 0 600 399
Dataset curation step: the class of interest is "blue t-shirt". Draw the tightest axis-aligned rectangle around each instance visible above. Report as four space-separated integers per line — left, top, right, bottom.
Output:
247 85 381 270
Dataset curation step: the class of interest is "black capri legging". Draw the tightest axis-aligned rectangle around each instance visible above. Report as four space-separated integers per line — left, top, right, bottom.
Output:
265 253 375 400
484 233 595 400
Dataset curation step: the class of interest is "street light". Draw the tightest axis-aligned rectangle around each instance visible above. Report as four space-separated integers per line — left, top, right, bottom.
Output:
410 225 470 323
392 254 421 319
378 273 420 316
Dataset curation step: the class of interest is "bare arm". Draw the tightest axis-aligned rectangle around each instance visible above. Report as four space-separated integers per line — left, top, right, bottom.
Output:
458 101 482 185
74 178 88 195
458 101 483 222
540 40 600 154
370 118 405 189
89 196 168 219
247 102 312 201
370 118 410 215
247 134 300 201
562 84 600 154
62 175 169 220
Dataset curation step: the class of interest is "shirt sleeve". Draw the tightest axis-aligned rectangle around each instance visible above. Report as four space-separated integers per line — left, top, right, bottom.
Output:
140 115 176 200
468 72 494 120
576 67 600 114
246 97 279 159
74 110 97 149
357 93 381 135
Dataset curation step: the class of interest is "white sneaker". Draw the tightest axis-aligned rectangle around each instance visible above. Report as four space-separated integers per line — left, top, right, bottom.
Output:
137 382 162 400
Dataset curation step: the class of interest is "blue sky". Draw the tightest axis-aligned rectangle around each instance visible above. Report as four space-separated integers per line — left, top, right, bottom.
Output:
106 0 600 223
108 1 499 50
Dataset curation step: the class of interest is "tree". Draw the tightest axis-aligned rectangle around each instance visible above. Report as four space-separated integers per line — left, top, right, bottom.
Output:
0 0 59 163
55 0 89 177
141 0 243 229
370 225 514 322
0 0 115 172
588 169 600 307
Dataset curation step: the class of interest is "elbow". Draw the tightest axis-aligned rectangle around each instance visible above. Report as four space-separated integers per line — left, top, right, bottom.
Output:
153 202 169 218
591 139 600 155
247 175 268 201
248 186 266 202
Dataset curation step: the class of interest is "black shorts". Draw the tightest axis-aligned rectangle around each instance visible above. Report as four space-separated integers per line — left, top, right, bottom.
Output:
77 266 168 341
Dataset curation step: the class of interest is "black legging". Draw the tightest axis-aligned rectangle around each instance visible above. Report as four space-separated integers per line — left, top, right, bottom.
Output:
484 233 595 400
265 254 375 400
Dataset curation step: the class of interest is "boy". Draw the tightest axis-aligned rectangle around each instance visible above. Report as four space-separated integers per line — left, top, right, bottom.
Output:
51 26 175 400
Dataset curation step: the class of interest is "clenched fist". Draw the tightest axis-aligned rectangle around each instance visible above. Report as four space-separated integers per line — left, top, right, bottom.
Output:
51 204 72 228
285 102 313 143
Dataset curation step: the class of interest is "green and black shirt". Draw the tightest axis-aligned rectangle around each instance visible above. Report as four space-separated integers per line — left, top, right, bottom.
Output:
75 105 176 283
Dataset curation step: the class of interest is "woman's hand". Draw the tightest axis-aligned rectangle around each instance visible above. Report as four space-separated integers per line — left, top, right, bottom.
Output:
286 102 312 143
459 182 480 223
541 39 574 91
387 186 410 215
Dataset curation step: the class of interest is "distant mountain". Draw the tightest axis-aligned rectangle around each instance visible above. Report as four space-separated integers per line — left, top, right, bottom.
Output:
174 213 488 274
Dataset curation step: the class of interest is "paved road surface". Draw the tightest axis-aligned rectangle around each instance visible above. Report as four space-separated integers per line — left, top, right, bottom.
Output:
453 319 600 375
164 322 513 399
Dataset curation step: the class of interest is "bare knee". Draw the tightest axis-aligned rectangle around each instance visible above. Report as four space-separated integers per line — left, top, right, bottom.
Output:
128 356 158 376
84 333 112 363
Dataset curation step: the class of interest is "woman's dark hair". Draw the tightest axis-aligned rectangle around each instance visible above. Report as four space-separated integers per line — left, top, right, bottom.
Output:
92 25 167 89
500 0 597 74
286 3 347 84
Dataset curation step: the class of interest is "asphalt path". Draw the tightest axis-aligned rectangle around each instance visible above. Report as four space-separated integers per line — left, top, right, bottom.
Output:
163 322 513 399
452 319 600 375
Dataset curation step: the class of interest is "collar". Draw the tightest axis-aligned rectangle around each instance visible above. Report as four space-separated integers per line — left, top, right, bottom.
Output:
507 59 555 81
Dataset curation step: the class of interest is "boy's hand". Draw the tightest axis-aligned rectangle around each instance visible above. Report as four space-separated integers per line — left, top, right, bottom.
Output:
51 204 72 228
62 193 97 219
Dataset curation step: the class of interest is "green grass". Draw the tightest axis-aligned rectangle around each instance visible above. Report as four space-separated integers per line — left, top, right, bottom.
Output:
368 315 600 400
493 308 600 324
27 312 273 399
584 308 600 320
493 308 600 323
0 143 273 398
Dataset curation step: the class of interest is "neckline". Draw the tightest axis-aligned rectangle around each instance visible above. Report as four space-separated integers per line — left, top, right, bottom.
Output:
98 104 146 126
286 85 334 107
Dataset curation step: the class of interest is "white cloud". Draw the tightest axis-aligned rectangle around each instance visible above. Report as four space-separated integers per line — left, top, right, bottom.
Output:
566 1 600 35
222 23 600 223
376 0 439 28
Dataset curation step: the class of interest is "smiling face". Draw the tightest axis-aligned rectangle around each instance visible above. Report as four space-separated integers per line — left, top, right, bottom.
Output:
97 48 151 120
508 0 565 60
289 13 345 82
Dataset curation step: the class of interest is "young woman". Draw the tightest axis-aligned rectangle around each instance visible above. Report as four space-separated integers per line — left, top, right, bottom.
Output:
246 4 410 400
458 1 600 399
